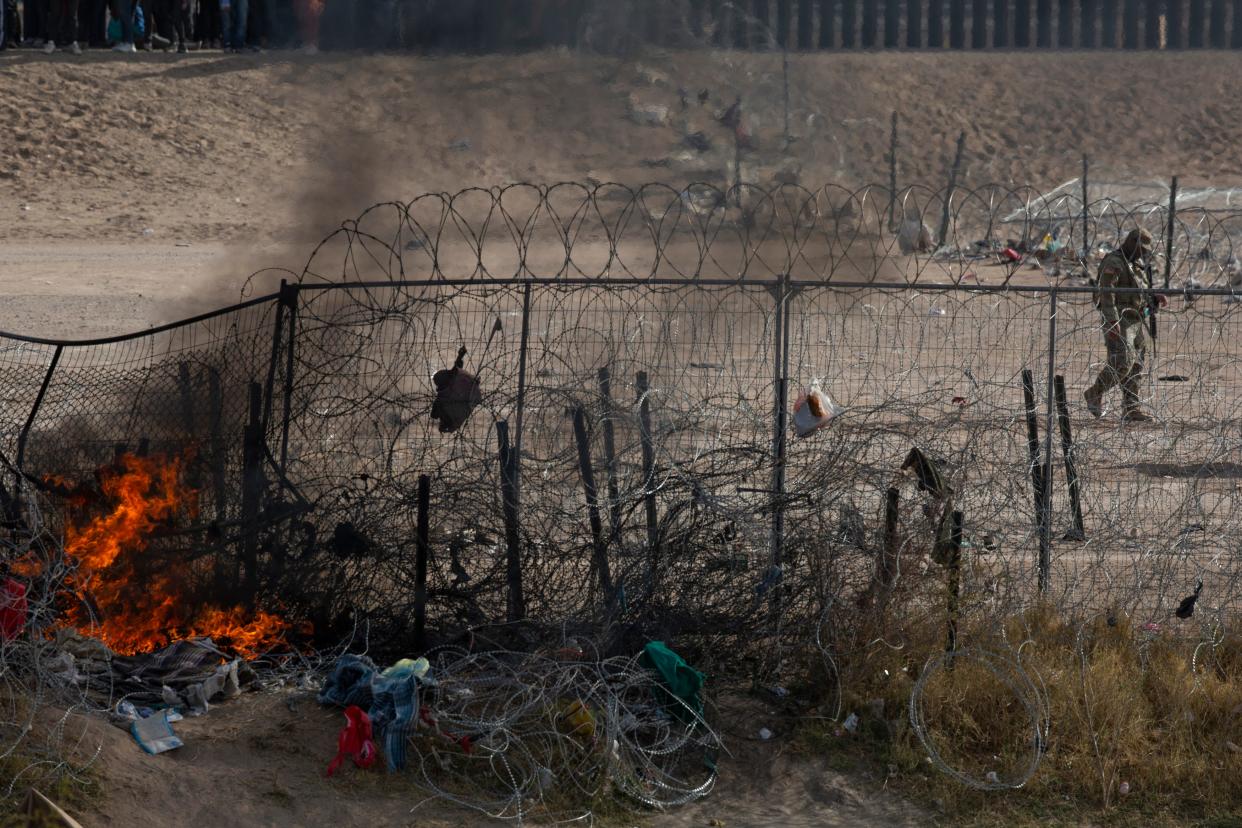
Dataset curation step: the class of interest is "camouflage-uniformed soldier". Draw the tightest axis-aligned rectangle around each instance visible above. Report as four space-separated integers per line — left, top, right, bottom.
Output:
1084 228 1162 422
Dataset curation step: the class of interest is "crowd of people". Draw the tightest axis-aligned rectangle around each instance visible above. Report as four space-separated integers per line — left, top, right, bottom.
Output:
0 1 574 55
0 0 354 54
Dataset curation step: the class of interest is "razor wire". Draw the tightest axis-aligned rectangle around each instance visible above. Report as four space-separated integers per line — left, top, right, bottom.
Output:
407 646 720 823
2 183 1242 807
256 182 1242 290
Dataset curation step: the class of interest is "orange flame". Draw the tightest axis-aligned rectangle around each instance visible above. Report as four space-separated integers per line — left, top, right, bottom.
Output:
58 453 290 658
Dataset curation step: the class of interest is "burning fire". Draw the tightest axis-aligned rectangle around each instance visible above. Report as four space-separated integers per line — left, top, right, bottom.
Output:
52 453 289 658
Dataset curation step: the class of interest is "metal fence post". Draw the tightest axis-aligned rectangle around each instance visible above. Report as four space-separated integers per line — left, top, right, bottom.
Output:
496 420 525 622
14 345 63 514
888 111 899 230
1165 176 1178 289
1040 289 1058 593
513 281 532 500
636 371 660 592
1081 155 1090 258
597 367 622 540
278 282 299 479
938 131 966 249
414 474 430 650
770 273 793 630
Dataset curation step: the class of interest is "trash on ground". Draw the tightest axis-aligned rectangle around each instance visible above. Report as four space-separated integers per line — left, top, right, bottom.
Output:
640 641 706 724
326 705 378 777
131 710 184 755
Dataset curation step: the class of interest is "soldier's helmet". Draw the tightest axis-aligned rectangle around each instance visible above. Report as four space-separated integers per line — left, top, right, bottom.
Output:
1122 228 1154 258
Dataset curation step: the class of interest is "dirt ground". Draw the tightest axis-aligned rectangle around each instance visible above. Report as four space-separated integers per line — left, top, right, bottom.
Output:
3 46 1239 826
3 48 1242 333
64 686 925 828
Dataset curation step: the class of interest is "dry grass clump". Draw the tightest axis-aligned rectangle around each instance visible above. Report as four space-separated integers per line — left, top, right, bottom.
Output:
797 604 1242 826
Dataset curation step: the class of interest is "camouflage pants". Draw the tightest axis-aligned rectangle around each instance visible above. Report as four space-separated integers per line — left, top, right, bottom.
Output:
1089 318 1148 412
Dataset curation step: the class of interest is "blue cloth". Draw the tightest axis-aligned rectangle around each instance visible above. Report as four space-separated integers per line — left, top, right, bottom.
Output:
319 654 421 772
113 0 134 43
369 670 419 773
221 0 247 48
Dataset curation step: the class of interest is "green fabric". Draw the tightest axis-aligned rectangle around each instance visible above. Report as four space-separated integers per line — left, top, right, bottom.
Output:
640 641 705 724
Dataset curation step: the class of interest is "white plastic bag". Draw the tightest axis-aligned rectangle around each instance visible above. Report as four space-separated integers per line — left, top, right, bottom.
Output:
793 382 842 438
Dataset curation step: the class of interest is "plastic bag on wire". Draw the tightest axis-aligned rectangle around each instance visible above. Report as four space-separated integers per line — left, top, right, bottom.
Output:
793 380 843 438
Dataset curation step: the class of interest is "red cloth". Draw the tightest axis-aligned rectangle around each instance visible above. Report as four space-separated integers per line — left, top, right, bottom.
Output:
326 705 377 777
1002 248 1022 263
0 579 27 641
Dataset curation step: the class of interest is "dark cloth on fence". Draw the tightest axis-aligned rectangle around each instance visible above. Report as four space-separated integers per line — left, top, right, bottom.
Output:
430 347 482 434
318 654 422 771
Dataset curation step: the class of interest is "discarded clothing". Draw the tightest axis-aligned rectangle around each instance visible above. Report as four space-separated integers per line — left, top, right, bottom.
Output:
319 654 424 771
327 705 377 777
381 657 430 680
0 578 26 641
640 641 705 725
431 346 482 433
110 638 240 710
901 447 953 501
54 633 247 711
1176 581 1203 619
160 658 241 716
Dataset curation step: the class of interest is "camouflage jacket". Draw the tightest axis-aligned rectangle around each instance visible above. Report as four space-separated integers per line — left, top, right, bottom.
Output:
1095 251 1148 324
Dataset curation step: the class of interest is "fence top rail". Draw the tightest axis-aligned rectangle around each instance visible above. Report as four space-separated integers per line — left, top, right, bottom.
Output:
294 277 1240 297
0 292 281 349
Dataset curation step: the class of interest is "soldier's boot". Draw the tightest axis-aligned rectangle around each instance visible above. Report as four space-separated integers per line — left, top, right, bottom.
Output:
1084 385 1104 418
1120 374 1148 422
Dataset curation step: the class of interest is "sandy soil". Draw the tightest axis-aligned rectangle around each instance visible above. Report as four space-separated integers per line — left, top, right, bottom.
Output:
64 686 925 828
3 46 1238 826
4 48 1242 334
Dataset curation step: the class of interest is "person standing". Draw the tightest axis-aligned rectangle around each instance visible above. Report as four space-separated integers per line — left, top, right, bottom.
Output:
25 0 47 45
293 0 320 51
153 0 189 50
43 0 83 53
1084 228 1165 422
196 0 221 47
221 0 248 51
80 0 108 48
111 0 136 50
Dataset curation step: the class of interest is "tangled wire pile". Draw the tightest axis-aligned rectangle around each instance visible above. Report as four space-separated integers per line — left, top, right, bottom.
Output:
407 646 720 822
0 496 103 808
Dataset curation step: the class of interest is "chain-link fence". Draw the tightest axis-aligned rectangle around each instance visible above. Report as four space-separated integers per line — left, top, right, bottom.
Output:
4 182 1242 670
